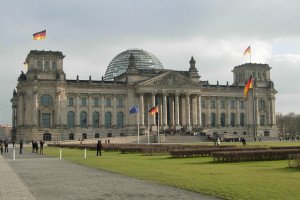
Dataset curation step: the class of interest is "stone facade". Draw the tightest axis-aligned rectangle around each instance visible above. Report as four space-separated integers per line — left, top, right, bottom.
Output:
11 50 278 142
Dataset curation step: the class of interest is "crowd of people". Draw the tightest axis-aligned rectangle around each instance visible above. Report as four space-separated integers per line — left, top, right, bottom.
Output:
0 139 44 155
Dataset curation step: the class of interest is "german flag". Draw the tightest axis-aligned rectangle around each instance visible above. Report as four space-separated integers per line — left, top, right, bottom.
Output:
244 46 251 55
33 30 46 40
149 106 158 115
244 75 253 98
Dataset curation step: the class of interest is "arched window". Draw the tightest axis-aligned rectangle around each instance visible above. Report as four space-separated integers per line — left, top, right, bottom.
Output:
82 133 87 139
240 113 245 127
67 111 75 128
93 112 99 128
201 113 206 127
230 113 235 126
80 111 87 128
41 95 53 106
37 61 43 69
117 112 124 128
105 112 112 128
44 61 49 70
52 61 57 70
211 113 216 127
220 113 226 127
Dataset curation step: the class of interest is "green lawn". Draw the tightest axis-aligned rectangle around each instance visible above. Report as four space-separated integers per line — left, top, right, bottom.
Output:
43 142 300 200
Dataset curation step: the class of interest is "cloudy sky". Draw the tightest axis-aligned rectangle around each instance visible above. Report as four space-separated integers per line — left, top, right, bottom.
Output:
0 0 300 124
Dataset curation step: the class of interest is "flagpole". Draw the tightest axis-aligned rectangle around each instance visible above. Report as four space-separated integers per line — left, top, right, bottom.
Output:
147 104 150 144
44 28 47 51
252 81 256 141
250 52 251 63
158 105 160 144
137 106 140 144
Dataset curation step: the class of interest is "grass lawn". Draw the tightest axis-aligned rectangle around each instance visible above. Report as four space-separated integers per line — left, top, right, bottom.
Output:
43 141 300 200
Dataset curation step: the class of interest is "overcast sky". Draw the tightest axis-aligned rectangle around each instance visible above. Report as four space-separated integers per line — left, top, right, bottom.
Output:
1 0 300 124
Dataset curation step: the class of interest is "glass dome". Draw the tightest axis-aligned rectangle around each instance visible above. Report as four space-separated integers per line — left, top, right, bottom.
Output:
104 49 164 81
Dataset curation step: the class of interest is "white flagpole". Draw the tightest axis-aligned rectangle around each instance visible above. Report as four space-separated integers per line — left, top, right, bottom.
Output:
147 104 150 144
137 107 140 144
44 29 47 51
158 105 160 143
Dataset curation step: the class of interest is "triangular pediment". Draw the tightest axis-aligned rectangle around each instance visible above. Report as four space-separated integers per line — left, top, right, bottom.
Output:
137 71 199 88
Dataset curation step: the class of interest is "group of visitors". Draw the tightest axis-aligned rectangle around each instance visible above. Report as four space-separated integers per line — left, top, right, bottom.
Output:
0 140 9 155
31 140 44 154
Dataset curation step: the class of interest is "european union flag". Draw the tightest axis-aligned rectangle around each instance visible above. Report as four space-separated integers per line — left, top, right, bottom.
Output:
129 105 139 114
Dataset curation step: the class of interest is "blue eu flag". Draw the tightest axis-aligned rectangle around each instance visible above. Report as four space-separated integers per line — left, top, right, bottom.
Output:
129 105 139 114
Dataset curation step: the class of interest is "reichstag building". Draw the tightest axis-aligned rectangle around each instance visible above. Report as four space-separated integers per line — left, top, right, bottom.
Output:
11 49 278 141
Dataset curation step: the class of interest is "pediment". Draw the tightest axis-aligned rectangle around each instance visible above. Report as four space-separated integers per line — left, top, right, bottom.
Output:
137 71 199 89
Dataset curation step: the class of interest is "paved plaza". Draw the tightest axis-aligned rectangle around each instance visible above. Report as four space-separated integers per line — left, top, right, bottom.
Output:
0 145 219 200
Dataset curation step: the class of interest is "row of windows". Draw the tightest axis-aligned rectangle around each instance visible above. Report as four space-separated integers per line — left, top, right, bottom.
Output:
68 97 124 107
67 111 124 129
201 113 245 127
201 99 245 109
37 61 57 70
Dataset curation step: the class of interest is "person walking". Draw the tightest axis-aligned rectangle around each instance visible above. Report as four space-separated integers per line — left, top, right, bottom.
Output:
4 140 8 153
20 140 23 154
39 140 44 155
96 140 102 156
0 140 3 155
32 140 34 153
12 140 16 147
35 141 39 153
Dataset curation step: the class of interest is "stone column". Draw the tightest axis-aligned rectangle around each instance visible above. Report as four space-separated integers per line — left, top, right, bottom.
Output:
55 91 61 127
169 96 174 126
197 95 202 127
255 98 260 126
185 94 191 127
139 93 145 126
236 98 240 126
113 95 117 127
207 97 211 127
101 95 105 127
192 95 197 127
163 93 168 128
33 91 38 126
175 93 180 128
216 97 221 127
18 93 24 126
226 98 230 126
88 93 93 127
75 93 80 126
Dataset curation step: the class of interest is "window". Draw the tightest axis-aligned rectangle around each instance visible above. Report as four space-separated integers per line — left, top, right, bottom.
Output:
93 112 99 128
105 112 112 128
41 95 53 106
201 113 206 127
52 61 57 70
230 113 235 126
44 61 49 70
80 111 87 128
220 113 226 127
69 97 74 106
264 131 270 136
220 99 225 109
230 100 235 109
240 113 245 127
117 112 124 128
93 98 99 107
240 101 245 109
201 99 206 109
260 115 265 126
69 133 74 140
258 99 265 110
95 133 100 138
211 113 216 127
81 98 87 106
67 111 74 128
41 113 50 127
117 98 124 108
105 97 112 107
37 61 43 69
82 133 87 139
210 99 216 109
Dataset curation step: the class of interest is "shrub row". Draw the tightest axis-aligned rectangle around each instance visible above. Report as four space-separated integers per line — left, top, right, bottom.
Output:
270 146 300 150
169 147 268 158
212 149 300 162
288 154 300 168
